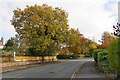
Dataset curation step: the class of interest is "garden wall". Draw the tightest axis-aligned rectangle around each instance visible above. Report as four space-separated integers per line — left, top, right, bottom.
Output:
0 56 57 68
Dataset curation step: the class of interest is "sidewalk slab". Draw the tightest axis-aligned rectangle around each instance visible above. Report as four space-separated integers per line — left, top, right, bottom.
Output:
75 61 106 79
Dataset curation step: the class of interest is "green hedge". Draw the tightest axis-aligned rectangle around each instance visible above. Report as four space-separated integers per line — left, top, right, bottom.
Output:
57 55 72 59
71 54 79 59
107 38 120 78
97 50 110 73
93 49 103 62
57 54 79 59
84 54 91 57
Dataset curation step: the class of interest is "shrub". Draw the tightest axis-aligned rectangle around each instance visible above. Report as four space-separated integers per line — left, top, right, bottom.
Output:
97 50 110 73
107 38 120 78
57 55 71 59
71 54 79 59
57 54 80 59
93 49 103 62
84 54 91 57
2 50 14 62
88 49 94 57
79 54 84 57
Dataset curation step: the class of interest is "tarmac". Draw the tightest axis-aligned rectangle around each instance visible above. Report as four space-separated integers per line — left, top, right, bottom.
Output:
1 61 60 73
1 58 115 80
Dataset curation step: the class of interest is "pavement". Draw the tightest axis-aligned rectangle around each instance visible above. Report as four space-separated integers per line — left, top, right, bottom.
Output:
74 61 106 80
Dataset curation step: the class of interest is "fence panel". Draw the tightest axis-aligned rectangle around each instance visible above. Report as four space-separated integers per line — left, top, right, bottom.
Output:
15 56 57 61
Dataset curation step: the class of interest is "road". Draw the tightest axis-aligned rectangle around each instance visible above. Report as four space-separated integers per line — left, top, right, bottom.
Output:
2 58 93 78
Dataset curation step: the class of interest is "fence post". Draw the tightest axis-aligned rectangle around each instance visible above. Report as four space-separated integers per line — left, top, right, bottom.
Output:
14 52 16 61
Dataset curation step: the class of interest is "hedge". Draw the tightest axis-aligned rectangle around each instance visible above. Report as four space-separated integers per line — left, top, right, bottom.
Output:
71 54 79 59
107 38 120 78
93 49 103 62
97 50 110 73
57 55 72 59
57 54 79 59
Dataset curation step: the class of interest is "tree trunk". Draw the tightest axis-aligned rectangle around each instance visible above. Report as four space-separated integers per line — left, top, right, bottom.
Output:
42 53 44 63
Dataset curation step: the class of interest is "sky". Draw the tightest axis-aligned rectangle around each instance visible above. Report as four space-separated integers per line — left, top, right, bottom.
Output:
0 0 118 44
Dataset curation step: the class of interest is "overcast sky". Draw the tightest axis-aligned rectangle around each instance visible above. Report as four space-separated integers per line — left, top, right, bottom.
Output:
0 0 118 44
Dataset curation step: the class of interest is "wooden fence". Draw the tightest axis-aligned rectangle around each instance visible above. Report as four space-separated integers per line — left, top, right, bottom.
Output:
1 56 57 62
15 56 57 61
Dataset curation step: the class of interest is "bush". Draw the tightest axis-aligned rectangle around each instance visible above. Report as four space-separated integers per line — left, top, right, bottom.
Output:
84 54 91 57
93 49 103 62
97 50 110 73
57 54 80 59
88 49 94 57
107 38 120 78
1 50 14 62
79 54 84 57
71 54 79 59
57 55 71 59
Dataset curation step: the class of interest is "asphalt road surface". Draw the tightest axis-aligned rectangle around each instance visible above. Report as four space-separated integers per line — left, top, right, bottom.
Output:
2 58 93 78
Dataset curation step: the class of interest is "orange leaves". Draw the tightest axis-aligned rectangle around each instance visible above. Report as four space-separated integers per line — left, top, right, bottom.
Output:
80 38 86 45
59 47 69 55
69 45 81 54
97 44 105 49
98 31 116 49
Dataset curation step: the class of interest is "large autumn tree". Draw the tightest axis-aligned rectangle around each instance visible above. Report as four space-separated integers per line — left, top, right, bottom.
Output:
11 4 69 59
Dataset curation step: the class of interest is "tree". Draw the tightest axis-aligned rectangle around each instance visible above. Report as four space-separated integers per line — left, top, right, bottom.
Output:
18 37 29 53
3 36 19 51
66 28 83 47
80 38 97 56
11 4 69 61
65 28 97 56
69 44 81 54
59 47 69 55
66 28 83 54
110 23 120 78
107 38 120 78
99 31 115 49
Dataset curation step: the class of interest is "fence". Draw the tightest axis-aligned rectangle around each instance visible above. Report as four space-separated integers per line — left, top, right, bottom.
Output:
0 56 57 68
15 56 57 61
1 56 57 62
